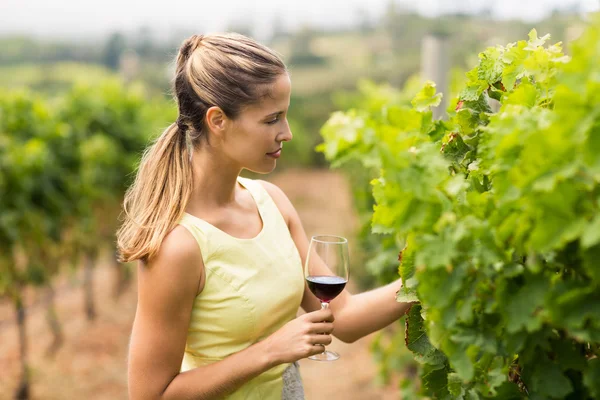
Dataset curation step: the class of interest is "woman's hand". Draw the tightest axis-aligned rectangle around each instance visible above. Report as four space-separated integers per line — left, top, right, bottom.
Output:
262 308 334 365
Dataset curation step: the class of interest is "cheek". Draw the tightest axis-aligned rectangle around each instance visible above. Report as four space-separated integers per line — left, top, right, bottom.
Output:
241 123 271 145
228 124 268 156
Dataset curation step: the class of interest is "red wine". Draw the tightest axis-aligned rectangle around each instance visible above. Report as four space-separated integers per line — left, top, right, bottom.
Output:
306 275 347 303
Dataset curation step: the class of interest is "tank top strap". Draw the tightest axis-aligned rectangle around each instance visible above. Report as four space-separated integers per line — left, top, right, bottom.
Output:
237 177 283 229
236 176 267 210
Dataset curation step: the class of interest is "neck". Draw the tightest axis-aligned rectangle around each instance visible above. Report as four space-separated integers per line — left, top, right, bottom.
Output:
188 144 242 211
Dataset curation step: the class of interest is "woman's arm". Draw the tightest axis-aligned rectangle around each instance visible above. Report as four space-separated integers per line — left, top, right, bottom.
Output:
128 225 335 400
260 180 412 344
319 279 411 343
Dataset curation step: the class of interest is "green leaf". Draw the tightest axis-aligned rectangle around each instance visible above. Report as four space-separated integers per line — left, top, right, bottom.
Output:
461 67 489 101
582 244 600 281
412 81 443 112
503 81 537 108
405 304 447 366
465 389 480 400
525 29 551 50
448 372 466 398
422 364 451 398
489 382 523 399
478 47 504 83
581 215 600 248
399 236 416 282
548 284 600 340
441 132 472 164
527 356 573 398
396 286 419 303
583 358 600 398
416 233 458 270
550 339 587 372
502 274 547 333
446 340 475 381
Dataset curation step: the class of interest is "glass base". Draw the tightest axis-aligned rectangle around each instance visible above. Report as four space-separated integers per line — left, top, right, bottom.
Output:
308 350 340 361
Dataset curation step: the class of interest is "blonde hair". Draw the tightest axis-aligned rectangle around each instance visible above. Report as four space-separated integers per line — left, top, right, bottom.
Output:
116 33 287 263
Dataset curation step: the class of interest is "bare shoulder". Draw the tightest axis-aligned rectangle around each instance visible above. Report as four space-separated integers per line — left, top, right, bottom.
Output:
157 224 202 266
138 224 204 300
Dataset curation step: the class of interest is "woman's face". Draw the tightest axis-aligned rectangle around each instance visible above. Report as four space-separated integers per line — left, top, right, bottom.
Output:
222 73 292 174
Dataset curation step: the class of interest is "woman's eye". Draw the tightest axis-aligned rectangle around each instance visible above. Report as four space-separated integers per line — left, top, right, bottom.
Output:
267 117 279 125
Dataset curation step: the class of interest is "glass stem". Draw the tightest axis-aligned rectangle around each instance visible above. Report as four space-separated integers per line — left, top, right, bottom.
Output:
319 302 328 353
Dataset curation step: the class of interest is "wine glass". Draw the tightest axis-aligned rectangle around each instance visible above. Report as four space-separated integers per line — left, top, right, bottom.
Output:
304 235 349 361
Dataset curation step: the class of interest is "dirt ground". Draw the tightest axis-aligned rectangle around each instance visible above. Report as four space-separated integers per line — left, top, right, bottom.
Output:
0 169 401 400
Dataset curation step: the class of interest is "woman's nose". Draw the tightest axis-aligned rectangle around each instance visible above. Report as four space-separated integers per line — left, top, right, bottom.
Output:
281 119 293 141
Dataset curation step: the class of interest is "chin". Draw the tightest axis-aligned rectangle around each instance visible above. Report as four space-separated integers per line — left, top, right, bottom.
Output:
247 163 277 175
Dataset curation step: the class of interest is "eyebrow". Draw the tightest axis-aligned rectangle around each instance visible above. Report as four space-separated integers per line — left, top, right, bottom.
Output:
264 111 284 118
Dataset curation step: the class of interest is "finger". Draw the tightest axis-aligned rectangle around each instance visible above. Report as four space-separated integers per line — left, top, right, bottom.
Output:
306 309 334 322
309 344 327 357
310 334 333 346
308 322 334 334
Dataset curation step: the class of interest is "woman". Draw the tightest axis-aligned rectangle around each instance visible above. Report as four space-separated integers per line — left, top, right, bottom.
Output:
117 32 411 400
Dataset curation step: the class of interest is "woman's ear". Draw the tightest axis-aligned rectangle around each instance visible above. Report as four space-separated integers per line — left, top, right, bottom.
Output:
205 106 228 137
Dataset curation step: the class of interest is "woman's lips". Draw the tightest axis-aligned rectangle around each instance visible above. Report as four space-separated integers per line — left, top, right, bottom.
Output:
266 148 282 158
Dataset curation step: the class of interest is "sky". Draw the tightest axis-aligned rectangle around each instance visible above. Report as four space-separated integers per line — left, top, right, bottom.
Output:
0 0 598 41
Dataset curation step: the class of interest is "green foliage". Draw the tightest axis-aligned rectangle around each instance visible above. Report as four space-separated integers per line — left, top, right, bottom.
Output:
320 17 600 399
0 79 174 298
0 62 118 94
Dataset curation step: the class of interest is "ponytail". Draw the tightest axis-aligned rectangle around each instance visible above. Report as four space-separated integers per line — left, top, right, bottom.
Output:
116 123 194 263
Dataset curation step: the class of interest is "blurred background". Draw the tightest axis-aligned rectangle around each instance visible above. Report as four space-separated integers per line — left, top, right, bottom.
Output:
0 1 598 399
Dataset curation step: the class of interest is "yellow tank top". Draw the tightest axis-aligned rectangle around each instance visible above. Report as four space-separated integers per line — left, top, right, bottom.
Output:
178 176 305 399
